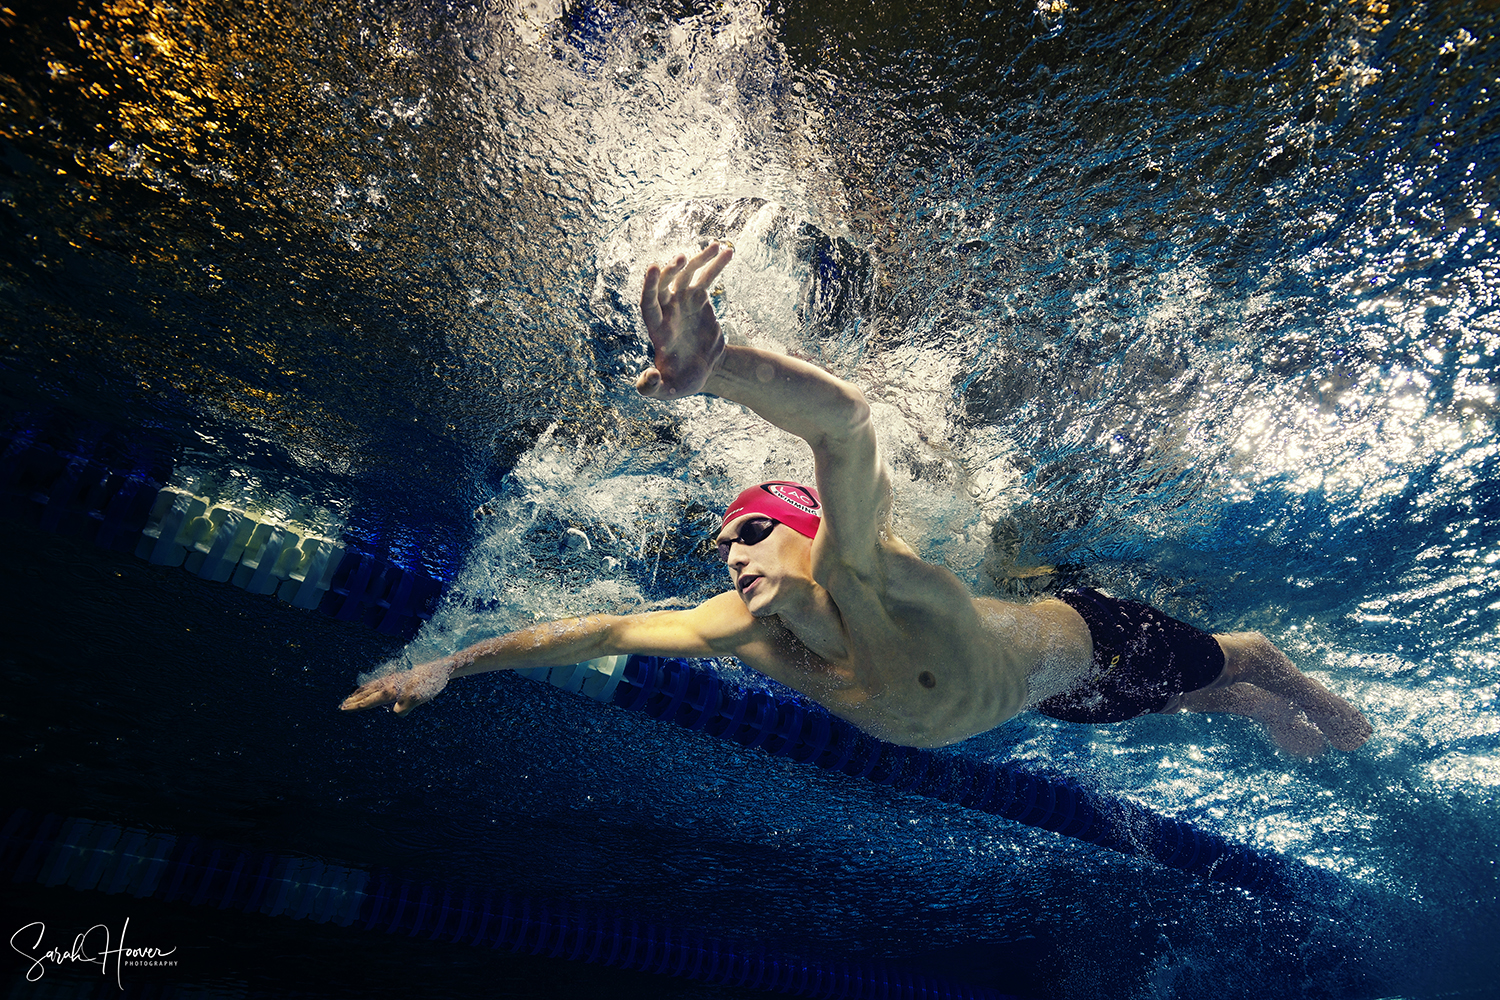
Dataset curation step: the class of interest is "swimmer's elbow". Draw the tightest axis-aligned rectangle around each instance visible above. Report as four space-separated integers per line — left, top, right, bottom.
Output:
840 386 872 434
814 387 873 449
598 614 640 656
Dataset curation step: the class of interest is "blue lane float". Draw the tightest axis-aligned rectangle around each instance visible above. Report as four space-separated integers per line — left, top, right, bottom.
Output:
0 420 446 639
0 808 1022 1000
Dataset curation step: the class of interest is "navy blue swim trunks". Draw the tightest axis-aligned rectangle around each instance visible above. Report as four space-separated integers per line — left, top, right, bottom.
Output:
1034 589 1225 724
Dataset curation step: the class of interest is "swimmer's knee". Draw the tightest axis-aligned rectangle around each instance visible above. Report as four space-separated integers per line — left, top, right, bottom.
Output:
1213 631 1291 685
1216 630 1271 648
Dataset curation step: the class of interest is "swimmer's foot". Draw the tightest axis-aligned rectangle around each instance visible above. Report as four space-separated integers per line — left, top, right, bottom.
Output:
1212 632 1373 752
1301 701 1374 752
1177 682 1329 757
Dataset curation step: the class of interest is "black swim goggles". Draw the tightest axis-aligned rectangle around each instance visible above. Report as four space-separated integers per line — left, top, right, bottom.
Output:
714 517 779 562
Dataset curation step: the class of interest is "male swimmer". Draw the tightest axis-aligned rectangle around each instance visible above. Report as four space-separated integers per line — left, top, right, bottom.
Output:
342 242 1372 756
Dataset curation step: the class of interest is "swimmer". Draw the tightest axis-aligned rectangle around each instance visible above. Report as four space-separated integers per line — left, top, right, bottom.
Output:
342 242 1372 756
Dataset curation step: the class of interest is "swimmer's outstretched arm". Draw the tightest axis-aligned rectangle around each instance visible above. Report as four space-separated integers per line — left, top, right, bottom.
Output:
340 592 751 714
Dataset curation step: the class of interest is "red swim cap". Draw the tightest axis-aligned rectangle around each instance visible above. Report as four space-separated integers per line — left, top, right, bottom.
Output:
720 481 822 539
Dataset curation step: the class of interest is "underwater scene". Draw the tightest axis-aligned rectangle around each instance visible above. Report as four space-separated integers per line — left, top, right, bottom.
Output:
1 0 1496 997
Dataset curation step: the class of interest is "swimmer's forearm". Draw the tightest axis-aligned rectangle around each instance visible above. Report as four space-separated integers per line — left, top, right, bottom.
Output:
704 346 869 449
447 615 622 678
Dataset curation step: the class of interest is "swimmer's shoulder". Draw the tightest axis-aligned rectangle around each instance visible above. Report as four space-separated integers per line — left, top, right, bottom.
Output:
873 535 976 608
691 589 785 654
609 590 775 659
816 525 953 592
682 592 832 680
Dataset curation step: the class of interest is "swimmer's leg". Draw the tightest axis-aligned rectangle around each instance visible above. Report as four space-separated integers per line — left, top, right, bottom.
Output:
1183 632 1373 752
1169 682 1328 757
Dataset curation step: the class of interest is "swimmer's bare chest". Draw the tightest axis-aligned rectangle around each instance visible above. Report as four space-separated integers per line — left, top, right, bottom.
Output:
736 548 1039 748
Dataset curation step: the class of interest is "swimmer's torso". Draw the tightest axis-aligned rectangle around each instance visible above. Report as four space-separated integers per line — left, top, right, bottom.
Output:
722 536 1094 748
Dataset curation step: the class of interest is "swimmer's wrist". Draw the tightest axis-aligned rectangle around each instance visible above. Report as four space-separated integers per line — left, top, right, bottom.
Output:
445 652 477 678
701 344 746 392
705 348 725 376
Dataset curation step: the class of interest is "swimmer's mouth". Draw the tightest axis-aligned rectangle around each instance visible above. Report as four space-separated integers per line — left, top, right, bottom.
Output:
738 574 761 595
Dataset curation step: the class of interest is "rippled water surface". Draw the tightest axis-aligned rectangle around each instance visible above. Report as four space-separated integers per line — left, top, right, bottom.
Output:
2 0 1496 997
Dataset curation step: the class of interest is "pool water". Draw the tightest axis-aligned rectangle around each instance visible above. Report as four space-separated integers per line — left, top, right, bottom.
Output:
1 0 1496 997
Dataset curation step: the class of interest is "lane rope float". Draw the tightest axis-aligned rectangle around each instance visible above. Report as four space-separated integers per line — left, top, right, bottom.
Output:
1 420 445 639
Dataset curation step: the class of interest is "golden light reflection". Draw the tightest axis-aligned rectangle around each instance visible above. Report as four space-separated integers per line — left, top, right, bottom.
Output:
2 0 641 488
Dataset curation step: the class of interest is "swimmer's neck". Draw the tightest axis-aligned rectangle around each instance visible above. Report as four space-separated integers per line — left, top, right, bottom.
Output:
765 582 849 662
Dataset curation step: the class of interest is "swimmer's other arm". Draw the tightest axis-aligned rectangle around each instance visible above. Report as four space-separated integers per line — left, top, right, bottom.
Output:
339 591 748 715
637 241 885 566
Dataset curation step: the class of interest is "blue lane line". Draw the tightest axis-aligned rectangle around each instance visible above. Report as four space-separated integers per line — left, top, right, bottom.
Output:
0 808 1024 1000
0 423 446 640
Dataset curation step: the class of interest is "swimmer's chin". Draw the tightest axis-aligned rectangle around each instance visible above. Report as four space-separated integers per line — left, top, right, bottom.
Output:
737 576 774 614
738 590 778 619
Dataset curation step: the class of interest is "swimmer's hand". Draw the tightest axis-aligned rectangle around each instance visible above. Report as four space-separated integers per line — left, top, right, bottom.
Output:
339 658 453 715
637 241 734 399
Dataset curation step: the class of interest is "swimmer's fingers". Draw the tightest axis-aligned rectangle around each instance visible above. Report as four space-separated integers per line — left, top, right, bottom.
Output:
339 676 400 712
637 244 730 399
641 245 729 328
340 671 436 715
684 242 732 298
391 691 428 715
635 365 705 399
673 242 721 296
656 254 688 305
641 264 665 330
642 254 689 339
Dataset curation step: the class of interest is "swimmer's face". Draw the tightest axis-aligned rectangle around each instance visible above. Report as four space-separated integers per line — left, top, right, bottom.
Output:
716 513 813 616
